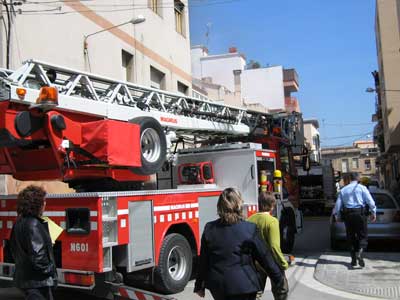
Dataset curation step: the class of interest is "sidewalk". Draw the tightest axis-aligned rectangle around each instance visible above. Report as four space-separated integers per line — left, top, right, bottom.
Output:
314 252 400 299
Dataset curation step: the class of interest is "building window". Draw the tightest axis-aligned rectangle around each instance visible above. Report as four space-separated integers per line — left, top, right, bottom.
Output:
177 81 188 95
149 0 162 16
150 66 166 90
352 158 359 170
365 159 371 171
174 0 185 36
341 159 349 173
121 50 134 82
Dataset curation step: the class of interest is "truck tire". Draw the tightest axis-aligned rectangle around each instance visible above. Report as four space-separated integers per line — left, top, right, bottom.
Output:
280 210 296 253
154 233 193 294
130 117 167 175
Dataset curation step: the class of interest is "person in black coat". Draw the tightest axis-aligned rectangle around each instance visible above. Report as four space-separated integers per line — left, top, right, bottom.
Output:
10 185 57 300
194 188 284 300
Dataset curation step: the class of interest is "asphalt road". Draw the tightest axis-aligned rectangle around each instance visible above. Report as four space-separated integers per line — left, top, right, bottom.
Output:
0 216 393 300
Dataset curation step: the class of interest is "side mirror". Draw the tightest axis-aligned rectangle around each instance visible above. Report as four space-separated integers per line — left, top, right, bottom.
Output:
203 164 213 180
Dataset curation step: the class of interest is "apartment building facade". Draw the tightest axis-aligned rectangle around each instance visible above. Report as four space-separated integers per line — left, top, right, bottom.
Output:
373 0 400 188
190 46 301 113
322 141 379 179
0 0 192 93
0 0 192 193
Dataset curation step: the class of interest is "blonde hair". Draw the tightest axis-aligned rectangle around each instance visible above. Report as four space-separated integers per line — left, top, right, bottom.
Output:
217 187 243 224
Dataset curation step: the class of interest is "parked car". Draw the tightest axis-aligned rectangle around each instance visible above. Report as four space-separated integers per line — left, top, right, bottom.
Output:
330 187 400 250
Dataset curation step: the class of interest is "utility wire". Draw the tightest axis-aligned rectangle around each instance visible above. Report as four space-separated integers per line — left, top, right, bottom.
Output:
25 0 230 3
25 0 92 3
18 6 61 12
2 0 11 68
24 0 240 4
321 132 372 147
323 122 372 127
19 0 244 15
12 11 22 63
1 8 8 43
322 132 372 140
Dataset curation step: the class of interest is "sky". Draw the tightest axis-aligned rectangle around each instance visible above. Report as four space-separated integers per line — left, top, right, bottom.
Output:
188 0 377 147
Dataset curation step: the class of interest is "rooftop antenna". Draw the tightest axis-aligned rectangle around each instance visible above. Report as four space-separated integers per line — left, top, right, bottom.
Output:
205 22 212 47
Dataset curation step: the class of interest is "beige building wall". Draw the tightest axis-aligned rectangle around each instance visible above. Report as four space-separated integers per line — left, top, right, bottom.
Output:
303 121 320 163
376 0 400 153
322 141 379 178
4 177 74 194
190 47 301 113
0 0 192 194
1 0 191 90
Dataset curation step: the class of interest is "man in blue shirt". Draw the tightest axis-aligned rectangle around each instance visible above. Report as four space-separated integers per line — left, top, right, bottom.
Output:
334 172 376 267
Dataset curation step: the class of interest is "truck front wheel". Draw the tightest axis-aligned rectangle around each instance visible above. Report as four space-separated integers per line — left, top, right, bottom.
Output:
154 233 192 294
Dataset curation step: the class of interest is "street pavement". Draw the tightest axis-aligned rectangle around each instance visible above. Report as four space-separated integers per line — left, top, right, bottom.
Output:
1 217 399 300
315 252 400 299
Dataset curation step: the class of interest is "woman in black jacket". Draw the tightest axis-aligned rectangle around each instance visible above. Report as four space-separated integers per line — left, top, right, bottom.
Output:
194 188 284 300
10 185 57 300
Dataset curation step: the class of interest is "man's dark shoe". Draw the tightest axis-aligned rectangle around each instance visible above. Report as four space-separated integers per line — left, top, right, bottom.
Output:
356 249 365 267
351 251 357 266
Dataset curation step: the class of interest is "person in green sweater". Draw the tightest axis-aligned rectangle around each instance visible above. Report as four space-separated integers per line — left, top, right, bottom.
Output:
248 192 289 300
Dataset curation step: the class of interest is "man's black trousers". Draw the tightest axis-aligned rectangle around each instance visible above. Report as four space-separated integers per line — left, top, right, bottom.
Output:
343 209 368 251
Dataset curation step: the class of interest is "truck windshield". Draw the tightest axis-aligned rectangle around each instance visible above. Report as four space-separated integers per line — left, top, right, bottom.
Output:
280 146 290 174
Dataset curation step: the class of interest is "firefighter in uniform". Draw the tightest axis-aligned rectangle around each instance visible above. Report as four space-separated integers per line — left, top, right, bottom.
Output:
334 173 376 267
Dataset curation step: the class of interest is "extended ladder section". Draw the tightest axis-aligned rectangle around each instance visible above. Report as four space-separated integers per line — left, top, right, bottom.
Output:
0 59 301 141
0 68 11 79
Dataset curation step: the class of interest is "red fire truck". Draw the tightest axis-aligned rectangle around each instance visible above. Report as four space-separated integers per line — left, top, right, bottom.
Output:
0 61 303 299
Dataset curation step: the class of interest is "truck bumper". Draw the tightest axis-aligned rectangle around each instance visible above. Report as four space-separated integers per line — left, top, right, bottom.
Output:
0 263 96 290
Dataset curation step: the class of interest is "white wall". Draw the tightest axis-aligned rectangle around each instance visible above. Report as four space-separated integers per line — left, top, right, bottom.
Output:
199 53 246 92
304 122 320 162
1 0 192 92
304 123 319 150
241 66 285 111
191 46 207 79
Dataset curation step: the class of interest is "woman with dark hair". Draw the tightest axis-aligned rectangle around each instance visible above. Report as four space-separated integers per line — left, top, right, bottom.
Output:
194 188 283 300
10 185 57 300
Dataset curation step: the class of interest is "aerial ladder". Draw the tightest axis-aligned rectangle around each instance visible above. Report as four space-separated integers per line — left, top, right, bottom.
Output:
0 59 302 191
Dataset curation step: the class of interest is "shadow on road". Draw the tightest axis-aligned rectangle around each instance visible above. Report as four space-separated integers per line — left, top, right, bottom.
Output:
316 258 353 270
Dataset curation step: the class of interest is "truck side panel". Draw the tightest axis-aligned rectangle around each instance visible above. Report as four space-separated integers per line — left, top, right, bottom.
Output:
0 196 104 272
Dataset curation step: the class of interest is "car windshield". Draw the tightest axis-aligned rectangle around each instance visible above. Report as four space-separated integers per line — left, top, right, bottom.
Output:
372 193 397 209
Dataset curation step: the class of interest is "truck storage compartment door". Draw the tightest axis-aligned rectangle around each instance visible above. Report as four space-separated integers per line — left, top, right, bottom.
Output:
127 201 155 273
198 196 219 238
